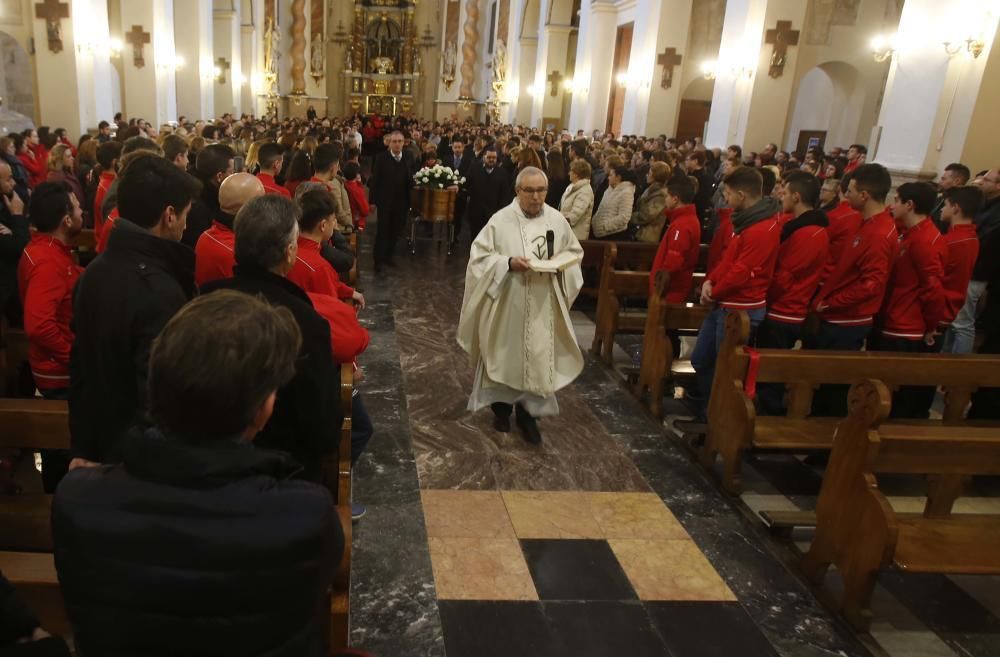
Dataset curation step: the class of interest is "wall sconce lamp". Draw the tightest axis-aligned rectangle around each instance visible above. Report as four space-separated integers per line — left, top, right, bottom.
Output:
943 37 986 58
701 60 717 80
871 33 898 62
562 77 575 93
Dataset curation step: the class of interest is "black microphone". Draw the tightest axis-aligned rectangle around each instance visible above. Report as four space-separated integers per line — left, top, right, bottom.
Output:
546 230 554 260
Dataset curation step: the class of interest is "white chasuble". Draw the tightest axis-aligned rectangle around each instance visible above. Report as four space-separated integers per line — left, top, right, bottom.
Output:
457 201 584 416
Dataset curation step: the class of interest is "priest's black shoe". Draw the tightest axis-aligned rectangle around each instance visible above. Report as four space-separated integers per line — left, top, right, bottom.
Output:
491 402 512 433
515 404 542 444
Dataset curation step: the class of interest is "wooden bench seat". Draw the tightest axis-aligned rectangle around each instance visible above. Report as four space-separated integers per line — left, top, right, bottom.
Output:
801 379 1000 630
0 551 70 637
590 243 659 362
702 311 1000 494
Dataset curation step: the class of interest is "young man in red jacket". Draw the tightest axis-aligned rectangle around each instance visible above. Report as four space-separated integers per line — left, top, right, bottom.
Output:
194 173 265 287
756 171 829 414
649 175 701 302
819 174 863 287
873 182 947 417
256 143 291 198
93 141 121 234
809 163 899 416
690 167 781 418
17 182 83 491
938 186 983 332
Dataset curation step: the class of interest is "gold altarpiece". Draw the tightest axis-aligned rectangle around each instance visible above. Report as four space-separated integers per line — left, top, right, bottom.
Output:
344 0 422 115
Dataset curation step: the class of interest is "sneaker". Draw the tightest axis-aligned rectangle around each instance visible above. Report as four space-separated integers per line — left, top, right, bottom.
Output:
351 503 366 521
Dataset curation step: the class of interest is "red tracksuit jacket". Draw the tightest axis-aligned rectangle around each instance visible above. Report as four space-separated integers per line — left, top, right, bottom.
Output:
257 173 292 198
820 200 863 286
194 221 236 287
708 214 781 310
766 215 830 324
307 292 371 365
93 170 115 235
879 218 946 339
649 204 701 302
287 237 354 300
939 223 979 326
815 209 898 326
17 234 83 390
344 179 370 229
707 208 733 276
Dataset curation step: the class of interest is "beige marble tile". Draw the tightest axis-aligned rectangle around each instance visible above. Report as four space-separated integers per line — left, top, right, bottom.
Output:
427 537 538 601
608 539 736 601
501 491 605 539
421 490 515 539
588 492 690 540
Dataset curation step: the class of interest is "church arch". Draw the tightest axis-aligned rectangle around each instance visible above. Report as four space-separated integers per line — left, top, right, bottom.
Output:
785 60 864 153
676 76 715 142
0 31 36 125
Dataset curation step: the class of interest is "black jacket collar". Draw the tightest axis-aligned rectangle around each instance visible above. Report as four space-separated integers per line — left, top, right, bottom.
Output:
781 208 829 242
106 218 196 292
232 263 314 306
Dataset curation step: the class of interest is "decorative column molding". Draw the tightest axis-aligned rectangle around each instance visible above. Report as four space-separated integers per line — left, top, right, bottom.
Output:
459 0 480 99
290 0 307 94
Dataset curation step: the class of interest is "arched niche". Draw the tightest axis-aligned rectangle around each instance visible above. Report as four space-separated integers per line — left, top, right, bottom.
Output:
676 76 715 141
785 60 864 153
0 31 36 127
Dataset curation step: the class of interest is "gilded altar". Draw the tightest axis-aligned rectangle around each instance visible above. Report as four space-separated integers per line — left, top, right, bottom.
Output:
345 0 421 115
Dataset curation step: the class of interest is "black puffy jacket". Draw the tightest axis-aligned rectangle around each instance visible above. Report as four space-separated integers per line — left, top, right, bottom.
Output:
52 428 343 657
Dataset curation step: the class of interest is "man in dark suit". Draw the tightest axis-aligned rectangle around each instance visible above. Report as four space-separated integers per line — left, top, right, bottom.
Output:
369 131 412 272
464 149 513 240
449 137 474 244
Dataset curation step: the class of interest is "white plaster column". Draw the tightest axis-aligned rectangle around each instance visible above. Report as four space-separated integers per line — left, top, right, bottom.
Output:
704 0 766 148
32 0 116 138
240 23 256 114
120 0 178 127
567 0 617 134
873 0 1000 178
213 5 242 117
529 0 575 129
173 0 214 122
620 0 692 137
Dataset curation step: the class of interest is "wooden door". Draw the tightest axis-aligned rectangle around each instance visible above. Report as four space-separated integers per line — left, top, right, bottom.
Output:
676 100 711 143
795 130 827 157
606 22 633 136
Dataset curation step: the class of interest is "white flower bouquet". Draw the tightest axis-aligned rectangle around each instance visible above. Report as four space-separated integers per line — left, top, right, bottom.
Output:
413 164 466 189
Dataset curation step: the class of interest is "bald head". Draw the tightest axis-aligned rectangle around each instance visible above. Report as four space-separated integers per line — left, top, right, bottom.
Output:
219 173 266 216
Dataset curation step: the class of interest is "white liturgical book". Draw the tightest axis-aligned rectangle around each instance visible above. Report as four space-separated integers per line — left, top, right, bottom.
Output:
527 250 581 273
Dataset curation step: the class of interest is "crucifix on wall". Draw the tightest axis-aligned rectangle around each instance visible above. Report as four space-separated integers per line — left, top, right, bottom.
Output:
657 47 682 89
764 20 800 78
126 24 151 68
34 0 70 53
216 57 231 84
547 70 563 97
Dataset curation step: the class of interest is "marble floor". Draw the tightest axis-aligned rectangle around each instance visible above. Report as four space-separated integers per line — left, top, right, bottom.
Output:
348 219 879 657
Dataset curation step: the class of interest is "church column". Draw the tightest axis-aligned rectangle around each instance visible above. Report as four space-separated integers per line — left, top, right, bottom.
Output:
529 0 575 130
458 0 481 119
567 0 617 134
120 0 178 127
173 0 214 122
506 0 537 125
240 21 256 115
705 0 807 150
873 0 1000 179
213 4 242 117
619 0 692 137
31 0 116 138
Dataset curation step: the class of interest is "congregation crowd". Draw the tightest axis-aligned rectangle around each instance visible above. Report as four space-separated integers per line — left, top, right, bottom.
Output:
1 108 999 654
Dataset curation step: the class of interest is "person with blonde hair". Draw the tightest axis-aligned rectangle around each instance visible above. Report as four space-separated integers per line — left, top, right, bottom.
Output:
46 144 85 214
560 159 594 241
631 161 671 243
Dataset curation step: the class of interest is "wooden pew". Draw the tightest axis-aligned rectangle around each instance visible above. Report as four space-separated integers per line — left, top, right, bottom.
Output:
0 325 31 397
70 229 97 266
701 311 1000 495
631 272 710 417
348 232 359 287
590 242 659 363
801 379 1000 631
579 240 608 300
327 362 355 650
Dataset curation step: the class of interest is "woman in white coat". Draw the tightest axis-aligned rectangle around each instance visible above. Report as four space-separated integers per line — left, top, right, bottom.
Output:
591 163 636 239
559 159 595 241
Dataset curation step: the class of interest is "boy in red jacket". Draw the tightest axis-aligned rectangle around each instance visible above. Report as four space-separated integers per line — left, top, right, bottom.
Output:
819 174 863 287
343 161 370 232
690 167 781 418
809 163 899 415
756 171 829 414
17 182 84 491
649 175 700 302
939 186 983 331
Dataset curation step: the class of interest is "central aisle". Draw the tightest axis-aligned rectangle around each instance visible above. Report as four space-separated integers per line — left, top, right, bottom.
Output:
345 224 869 657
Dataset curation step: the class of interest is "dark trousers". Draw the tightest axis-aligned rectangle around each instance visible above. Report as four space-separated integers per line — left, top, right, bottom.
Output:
805 321 872 417
351 392 373 466
39 387 71 493
374 204 407 267
869 333 937 419
754 318 803 416
691 306 766 418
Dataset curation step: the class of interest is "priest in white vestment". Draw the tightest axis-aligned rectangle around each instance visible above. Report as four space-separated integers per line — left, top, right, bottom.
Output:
457 167 585 443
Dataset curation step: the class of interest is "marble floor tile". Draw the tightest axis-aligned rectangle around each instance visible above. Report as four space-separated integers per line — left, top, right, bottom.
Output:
421 490 515 539
646 601 778 657
521 540 638 601
868 629 960 657
427 537 538 601
437 601 560 657
502 491 605 539
588 492 690 540
491 453 587 492
543 601 669 657
609 539 737 602
416 450 498 490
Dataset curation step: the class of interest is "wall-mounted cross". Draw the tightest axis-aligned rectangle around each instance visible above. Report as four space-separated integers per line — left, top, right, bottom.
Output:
657 47 682 89
547 70 563 97
764 20 800 78
216 57 231 84
34 0 70 53
126 24 151 68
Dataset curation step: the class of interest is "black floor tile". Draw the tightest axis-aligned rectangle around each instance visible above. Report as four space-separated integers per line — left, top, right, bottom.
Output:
438 601 560 657
879 571 1000 634
543 601 670 657
521 539 638 601
646 601 778 657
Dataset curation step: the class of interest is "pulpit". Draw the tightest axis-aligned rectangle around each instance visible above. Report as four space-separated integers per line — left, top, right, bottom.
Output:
344 1 421 116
